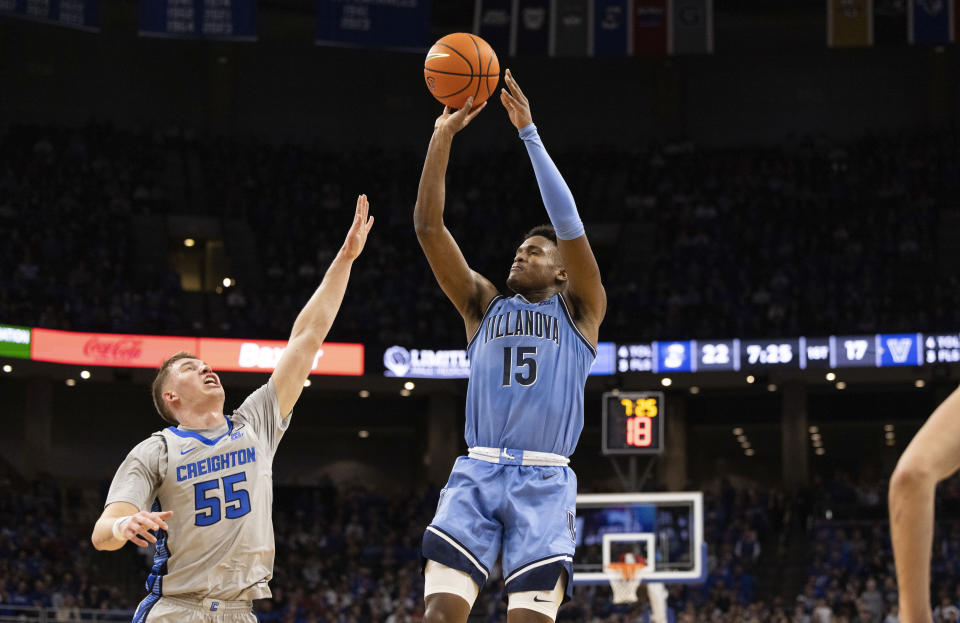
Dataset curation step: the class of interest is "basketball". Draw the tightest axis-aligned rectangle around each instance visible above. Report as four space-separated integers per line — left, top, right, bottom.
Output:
423 33 500 109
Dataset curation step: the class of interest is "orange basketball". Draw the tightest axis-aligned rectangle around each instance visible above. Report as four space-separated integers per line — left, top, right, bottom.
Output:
424 33 500 109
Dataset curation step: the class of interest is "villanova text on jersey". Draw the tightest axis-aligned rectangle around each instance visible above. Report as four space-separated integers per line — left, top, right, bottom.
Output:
466 294 596 457
481 308 562 346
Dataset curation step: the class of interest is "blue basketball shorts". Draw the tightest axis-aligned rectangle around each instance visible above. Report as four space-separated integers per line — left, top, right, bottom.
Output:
421 456 578 599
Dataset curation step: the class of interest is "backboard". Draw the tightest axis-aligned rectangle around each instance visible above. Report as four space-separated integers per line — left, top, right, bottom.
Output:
573 492 705 584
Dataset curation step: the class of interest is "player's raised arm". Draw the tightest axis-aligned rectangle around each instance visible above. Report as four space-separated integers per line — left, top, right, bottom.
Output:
272 195 373 415
414 98 499 339
500 69 606 346
889 385 960 623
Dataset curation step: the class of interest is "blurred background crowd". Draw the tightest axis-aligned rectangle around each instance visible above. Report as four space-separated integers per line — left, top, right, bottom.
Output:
2 124 957 347
5 471 960 622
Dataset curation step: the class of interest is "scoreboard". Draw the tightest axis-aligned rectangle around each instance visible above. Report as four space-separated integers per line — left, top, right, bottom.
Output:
602 391 665 455
614 332 944 374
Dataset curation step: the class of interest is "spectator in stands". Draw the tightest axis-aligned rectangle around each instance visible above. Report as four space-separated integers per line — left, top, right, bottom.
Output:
735 530 762 567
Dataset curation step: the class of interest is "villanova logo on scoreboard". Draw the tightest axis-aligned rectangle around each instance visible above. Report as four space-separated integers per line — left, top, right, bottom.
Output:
879 334 921 367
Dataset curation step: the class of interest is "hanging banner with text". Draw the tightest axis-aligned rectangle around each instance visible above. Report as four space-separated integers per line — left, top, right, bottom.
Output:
139 0 256 39
0 0 99 31
592 0 630 56
908 0 952 45
515 0 550 55
827 0 873 47
475 0 515 56
316 0 430 51
874 0 907 46
670 0 713 54
551 0 588 56
633 0 669 56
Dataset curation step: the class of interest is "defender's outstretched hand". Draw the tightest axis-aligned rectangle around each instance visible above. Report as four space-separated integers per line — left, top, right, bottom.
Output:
434 97 488 137
341 194 374 260
500 69 533 130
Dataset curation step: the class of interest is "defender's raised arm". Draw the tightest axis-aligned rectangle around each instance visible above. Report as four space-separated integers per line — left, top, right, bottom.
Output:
414 98 499 340
272 195 373 415
500 69 606 347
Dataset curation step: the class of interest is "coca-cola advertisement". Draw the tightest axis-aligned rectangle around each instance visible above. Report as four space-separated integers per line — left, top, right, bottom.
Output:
32 329 196 368
30 329 364 375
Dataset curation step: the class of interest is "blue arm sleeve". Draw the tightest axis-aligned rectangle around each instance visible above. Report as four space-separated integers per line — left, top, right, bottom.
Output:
519 123 585 240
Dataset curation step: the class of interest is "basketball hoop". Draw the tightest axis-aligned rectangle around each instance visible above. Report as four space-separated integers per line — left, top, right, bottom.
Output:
603 560 648 604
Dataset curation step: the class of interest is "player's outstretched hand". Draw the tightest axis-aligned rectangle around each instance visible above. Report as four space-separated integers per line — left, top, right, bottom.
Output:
500 69 533 130
434 96 487 137
341 194 374 260
119 510 174 547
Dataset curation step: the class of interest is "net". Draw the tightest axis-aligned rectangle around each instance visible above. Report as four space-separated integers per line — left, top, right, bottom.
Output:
604 561 647 604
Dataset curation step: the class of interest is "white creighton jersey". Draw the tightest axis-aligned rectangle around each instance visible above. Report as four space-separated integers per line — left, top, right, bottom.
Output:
105 380 290 601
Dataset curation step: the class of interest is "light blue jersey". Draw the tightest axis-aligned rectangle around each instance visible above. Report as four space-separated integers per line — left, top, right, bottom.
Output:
465 293 596 457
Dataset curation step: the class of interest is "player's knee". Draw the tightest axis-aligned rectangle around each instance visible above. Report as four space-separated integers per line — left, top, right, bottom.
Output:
507 572 566 622
423 594 472 623
423 560 478 622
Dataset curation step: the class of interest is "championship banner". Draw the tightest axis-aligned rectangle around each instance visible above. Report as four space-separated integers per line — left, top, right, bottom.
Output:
908 0 952 44
316 0 429 51
139 0 256 39
0 0 99 31
827 0 873 47
592 0 630 56
956 0 960 41
475 0 515 56
670 0 713 54
515 0 550 56
550 0 588 56
0 324 31 359
874 0 907 46
633 0 668 56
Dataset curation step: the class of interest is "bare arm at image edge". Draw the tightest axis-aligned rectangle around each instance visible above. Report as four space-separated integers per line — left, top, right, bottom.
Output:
890 385 960 622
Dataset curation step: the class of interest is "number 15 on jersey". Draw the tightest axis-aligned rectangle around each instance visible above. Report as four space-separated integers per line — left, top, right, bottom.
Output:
602 391 665 455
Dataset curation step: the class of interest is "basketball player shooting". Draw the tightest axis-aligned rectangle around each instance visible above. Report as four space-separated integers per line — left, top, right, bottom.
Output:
414 70 606 623
90 196 374 623
890 386 960 623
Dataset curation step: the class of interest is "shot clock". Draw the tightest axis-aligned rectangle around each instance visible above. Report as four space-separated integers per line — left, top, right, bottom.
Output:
602 391 665 455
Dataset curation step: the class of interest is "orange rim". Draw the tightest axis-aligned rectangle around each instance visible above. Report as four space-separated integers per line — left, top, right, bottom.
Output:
604 562 647 581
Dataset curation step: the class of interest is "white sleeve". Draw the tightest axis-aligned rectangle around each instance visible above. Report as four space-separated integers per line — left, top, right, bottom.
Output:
231 379 290 454
104 435 165 510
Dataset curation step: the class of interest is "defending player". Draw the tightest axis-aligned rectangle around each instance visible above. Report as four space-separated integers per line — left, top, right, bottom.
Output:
890 386 960 623
91 196 374 622
414 70 606 623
